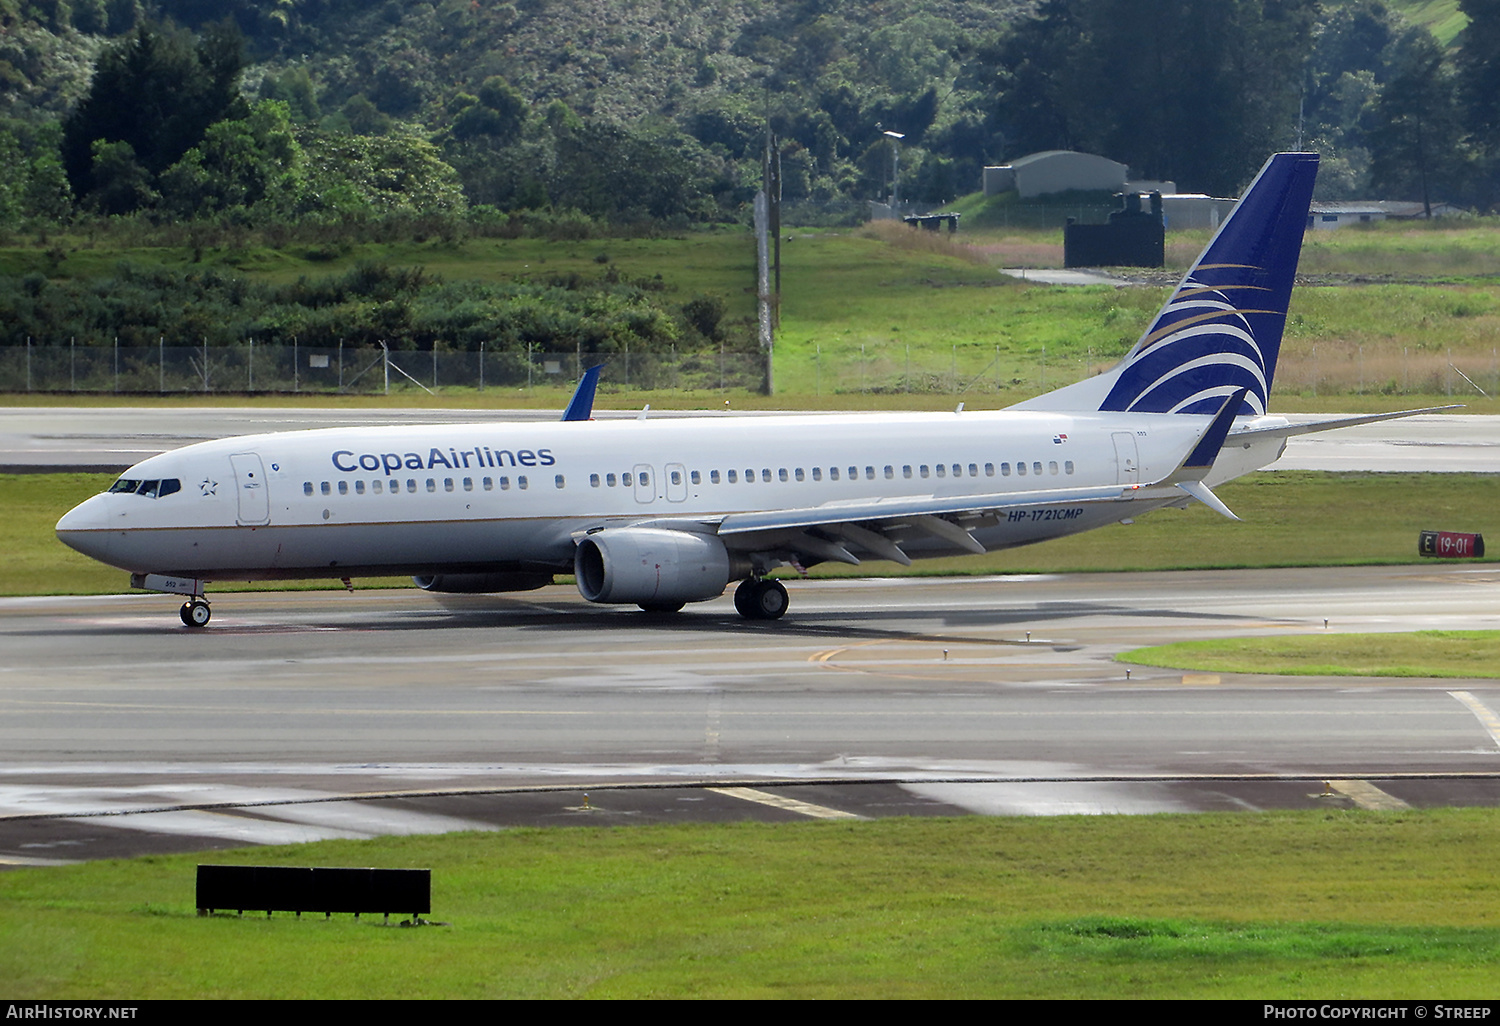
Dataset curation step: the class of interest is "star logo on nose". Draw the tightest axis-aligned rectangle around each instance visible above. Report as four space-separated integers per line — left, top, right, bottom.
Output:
199 479 218 496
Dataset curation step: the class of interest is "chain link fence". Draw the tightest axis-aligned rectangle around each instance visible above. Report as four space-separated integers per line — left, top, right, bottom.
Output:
0 342 770 395
4 340 1496 400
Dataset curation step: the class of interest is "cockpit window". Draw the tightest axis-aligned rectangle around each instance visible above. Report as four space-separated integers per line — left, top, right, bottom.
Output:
106 477 181 498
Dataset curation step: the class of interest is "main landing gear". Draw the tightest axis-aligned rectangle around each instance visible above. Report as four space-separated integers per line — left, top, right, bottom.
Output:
734 578 788 621
179 598 212 628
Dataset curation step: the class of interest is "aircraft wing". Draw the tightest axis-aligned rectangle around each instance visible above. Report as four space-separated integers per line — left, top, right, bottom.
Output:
622 482 1145 566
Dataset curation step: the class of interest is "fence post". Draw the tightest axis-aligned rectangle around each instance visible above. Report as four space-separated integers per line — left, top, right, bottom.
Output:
338 339 343 392
294 335 299 393
381 340 389 395
159 336 164 394
816 343 821 396
249 339 254 391
70 336 75 392
432 344 438 390
202 335 209 392
114 337 119 393
26 337 31 393
478 340 484 392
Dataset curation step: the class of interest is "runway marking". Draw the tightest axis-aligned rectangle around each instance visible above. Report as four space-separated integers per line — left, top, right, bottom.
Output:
1326 780 1411 810
707 787 864 820
1449 691 1500 750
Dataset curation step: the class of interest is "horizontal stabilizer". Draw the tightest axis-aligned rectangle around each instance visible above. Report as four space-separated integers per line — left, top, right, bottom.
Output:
1227 405 1462 444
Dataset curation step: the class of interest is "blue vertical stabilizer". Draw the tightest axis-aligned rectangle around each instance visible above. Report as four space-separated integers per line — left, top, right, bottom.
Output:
1010 152 1319 416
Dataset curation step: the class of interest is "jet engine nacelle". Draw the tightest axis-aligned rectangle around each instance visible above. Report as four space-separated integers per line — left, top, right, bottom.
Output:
412 572 552 593
574 528 737 606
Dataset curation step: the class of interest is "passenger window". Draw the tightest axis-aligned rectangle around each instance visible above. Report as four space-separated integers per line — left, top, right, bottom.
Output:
555 474 565 488
935 465 946 478
812 468 822 481
444 478 454 492
426 479 436 492
920 466 929 478
406 479 417 492
463 478 473 491
903 466 912 478
623 473 633 487
518 476 529 490
968 464 978 477
847 466 857 480
952 465 962 477
1049 461 1059 475
778 469 788 482
829 467 839 481
482 477 492 490
590 474 601 487
1017 463 1027 476
985 463 995 477
1033 462 1043 475
1001 463 1011 476
865 467 875 480
321 481 331 495
640 472 650 487
337 480 348 495
691 471 701 485
711 470 721 484
1065 461 1075 475
499 477 510 490
884 466 894 479
762 469 771 483
728 470 738 483
671 470 683 485
303 482 314 496
794 469 803 482
607 473 617 487
373 480 383 494
745 469 755 483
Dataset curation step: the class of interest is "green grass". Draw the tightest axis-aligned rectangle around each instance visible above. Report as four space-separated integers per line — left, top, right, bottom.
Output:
12 470 1498 596
1122 630 1500 678
9 219 1500 406
4 811 1500 998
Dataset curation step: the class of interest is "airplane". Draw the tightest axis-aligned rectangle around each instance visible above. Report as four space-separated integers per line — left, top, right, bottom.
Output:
56 152 1445 627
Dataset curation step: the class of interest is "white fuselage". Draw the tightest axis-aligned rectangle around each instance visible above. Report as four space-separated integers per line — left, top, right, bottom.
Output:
54 409 1288 582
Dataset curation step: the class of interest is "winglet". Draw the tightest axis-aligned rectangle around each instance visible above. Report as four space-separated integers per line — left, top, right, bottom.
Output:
561 364 603 422
1163 387 1249 484
1156 387 1248 520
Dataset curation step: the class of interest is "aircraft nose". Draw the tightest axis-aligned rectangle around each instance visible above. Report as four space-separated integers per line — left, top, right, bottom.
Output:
55 494 114 563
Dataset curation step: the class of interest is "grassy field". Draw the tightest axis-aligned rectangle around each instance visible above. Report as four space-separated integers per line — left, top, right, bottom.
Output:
1122 630 1500 678
3 811 1499 998
6 216 1500 407
10 470 1498 596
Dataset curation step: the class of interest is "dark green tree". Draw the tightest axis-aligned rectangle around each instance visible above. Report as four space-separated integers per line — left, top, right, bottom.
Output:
1369 35 1468 214
61 20 248 212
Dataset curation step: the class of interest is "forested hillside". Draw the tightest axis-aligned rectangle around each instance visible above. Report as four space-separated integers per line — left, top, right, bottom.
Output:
1 0 1497 231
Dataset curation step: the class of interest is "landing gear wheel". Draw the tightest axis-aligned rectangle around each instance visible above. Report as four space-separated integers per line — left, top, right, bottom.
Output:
735 578 788 620
180 599 211 628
